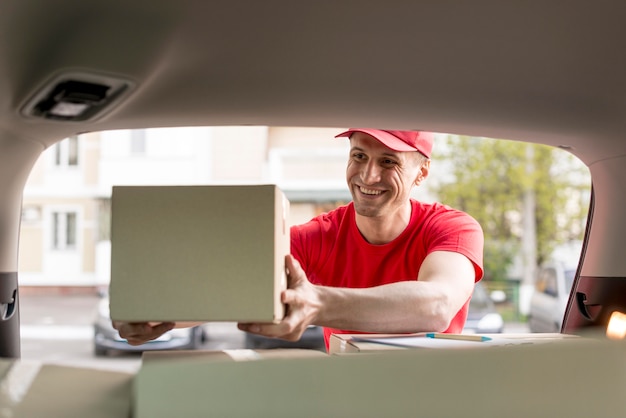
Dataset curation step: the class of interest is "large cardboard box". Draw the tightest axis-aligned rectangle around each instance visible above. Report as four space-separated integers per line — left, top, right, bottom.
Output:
135 348 328 417
109 184 290 323
132 339 626 418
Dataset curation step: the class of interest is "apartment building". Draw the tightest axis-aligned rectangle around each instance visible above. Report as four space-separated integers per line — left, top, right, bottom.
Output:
19 127 351 288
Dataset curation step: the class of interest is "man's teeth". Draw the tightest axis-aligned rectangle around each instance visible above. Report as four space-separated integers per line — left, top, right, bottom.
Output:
360 187 382 195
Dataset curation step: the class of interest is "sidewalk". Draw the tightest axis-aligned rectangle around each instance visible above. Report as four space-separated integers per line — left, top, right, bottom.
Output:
18 292 100 326
17 291 531 338
503 321 530 334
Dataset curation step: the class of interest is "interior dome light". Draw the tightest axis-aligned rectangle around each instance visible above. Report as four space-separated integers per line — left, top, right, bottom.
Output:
21 71 135 122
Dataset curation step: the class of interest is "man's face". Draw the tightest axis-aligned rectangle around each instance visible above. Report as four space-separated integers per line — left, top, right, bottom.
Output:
346 132 429 218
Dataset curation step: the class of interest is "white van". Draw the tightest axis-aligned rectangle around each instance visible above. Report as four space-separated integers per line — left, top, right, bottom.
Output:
528 261 577 333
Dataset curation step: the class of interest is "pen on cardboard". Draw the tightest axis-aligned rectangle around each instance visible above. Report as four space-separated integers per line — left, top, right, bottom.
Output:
425 333 492 342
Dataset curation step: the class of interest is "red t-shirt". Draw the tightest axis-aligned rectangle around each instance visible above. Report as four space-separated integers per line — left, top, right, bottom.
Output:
290 200 484 348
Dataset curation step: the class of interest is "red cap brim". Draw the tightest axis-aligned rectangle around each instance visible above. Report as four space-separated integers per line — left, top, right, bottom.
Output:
335 129 417 151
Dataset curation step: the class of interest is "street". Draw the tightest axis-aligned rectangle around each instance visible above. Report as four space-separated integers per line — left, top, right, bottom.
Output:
17 292 248 373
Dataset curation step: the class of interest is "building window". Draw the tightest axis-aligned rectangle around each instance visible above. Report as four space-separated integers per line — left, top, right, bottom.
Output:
52 211 77 250
131 129 146 155
21 205 41 223
54 135 80 166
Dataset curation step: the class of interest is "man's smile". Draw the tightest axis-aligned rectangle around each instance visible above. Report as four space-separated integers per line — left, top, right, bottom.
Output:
358 186 384 196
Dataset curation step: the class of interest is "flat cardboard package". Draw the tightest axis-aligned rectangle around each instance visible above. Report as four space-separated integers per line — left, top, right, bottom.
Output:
329 333 411 354
132 338 626 418
329 332 582 354
109 184 290 323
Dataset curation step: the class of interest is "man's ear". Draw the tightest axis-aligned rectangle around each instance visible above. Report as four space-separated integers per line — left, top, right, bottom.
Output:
414 159 431 186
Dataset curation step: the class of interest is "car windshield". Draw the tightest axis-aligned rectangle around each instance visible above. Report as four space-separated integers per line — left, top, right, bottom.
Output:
564 269 577 291
469 283 490 311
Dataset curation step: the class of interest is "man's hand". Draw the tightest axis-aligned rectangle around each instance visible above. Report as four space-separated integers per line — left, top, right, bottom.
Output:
238 254 321 341
112 321 175 345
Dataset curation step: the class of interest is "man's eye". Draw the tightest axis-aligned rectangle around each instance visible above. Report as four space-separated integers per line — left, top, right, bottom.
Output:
382 159 397 165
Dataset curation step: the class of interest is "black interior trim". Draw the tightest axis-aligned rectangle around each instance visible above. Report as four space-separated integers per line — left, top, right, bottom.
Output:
562 183 594 332
0 272 20 358
563 275 626 335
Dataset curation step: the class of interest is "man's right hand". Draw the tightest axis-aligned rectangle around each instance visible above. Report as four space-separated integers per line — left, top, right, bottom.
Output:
112 321 175 345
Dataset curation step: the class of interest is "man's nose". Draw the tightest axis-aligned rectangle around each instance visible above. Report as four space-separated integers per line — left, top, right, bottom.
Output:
361 161 381 184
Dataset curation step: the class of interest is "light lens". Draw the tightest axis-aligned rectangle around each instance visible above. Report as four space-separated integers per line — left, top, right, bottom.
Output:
606 311 626 340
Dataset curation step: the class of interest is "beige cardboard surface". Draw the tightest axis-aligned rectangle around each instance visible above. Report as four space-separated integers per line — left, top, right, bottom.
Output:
0 359 28 412
133 338 626 418
1 362 132 418
141 348 327 365
0 358 13 380
109 184 290 323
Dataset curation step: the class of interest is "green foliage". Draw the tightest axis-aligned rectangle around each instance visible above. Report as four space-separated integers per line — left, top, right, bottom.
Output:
482 240 516 282
431 135 590 280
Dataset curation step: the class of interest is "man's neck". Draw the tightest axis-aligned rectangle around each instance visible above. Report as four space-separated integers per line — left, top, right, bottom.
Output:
355 202 412 245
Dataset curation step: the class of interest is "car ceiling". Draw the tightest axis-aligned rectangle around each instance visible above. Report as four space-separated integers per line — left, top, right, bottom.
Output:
1 1 626 274
1 1 625 158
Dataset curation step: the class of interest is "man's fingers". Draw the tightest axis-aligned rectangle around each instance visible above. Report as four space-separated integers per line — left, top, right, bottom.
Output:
282 288 299 305
238 322 280 336
285 254 302 277
285 255 308 291
150 321 176 335
238 321 295 339
237 323 262 334
113 321 175 345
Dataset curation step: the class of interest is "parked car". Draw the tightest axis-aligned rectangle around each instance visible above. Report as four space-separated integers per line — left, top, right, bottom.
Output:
245 325 325 351
464 282 504 334
529 261 577 333
93 294 206 356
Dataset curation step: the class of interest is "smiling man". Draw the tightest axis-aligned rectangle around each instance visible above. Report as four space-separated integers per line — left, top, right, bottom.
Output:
238 128 485 349
115 129 485 351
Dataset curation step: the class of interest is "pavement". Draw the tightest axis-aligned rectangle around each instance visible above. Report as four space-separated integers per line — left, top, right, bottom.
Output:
12 291 533 373
503 321 530 333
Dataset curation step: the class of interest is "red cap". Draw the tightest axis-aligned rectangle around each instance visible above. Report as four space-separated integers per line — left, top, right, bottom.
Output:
335 128 433 158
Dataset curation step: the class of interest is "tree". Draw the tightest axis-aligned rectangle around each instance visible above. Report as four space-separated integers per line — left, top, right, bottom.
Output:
431 135 590 282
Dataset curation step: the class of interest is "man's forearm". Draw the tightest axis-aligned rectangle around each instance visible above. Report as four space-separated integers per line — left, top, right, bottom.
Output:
314 281 457 333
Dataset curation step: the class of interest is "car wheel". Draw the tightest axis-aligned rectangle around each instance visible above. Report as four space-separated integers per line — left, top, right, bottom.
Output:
188 327 205 349
244 333 264 349
94 345 108 357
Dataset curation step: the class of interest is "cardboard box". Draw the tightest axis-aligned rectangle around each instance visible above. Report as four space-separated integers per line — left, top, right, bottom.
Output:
329 332 582 355
132 339 626 417
0 360 132 418
109 184 290 323
135 348 328 418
